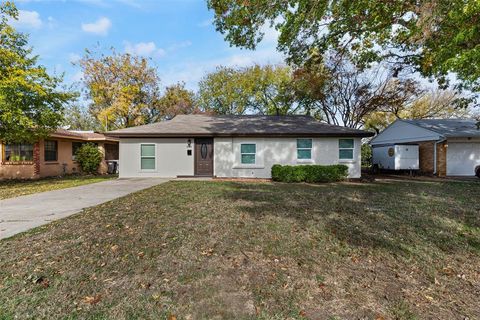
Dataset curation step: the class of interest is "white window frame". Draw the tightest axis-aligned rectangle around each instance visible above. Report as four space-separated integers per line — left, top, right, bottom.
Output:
140 143 156 171
339 138 355 161
240 143 256 165
296 138 313 162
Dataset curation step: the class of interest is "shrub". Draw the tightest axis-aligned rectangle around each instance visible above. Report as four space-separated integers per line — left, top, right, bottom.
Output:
75 143 102 174
361 143 372 168
271 164 349 183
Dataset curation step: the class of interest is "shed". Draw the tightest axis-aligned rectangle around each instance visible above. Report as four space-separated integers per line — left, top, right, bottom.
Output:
370 119 480 177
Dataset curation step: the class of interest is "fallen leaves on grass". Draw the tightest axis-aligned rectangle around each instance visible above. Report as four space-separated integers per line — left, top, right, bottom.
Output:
201 248 214 256
82 295 102 305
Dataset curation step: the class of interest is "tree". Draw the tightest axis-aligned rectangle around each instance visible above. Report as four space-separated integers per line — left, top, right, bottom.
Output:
207 0 480 92
364 90 474 133
156 82 200 120
292 55 421 129
78 49 162 130
63 103 102 131
197 64 296 115
0 2 74 143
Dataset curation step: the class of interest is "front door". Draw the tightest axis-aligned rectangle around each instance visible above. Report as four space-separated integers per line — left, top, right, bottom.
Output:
195 138 214 176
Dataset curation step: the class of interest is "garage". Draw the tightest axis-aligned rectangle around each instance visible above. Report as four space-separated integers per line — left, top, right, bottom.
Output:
446 142 480 176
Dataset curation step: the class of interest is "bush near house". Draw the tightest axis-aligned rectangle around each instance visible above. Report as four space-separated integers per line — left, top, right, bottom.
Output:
361 143 373 168
271 164 349 183
75 143 102 174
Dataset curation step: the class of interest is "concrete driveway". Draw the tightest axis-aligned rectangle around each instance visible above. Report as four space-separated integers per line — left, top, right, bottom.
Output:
0 178 168 240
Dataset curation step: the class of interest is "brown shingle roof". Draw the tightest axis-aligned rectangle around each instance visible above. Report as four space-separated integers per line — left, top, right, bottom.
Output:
107 114 373 138
51 129 118 142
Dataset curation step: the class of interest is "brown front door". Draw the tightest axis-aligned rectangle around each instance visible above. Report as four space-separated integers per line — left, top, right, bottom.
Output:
195 138 214 176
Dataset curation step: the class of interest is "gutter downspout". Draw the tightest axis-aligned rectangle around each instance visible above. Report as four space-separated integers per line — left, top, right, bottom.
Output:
433 138 446 175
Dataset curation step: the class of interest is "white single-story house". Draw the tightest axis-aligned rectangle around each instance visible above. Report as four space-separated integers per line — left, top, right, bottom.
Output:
370 119 480 177
107 114 373 179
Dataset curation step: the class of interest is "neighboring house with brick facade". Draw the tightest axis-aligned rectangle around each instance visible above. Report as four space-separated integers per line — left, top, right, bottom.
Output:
370 119 480 177
0 129 119 180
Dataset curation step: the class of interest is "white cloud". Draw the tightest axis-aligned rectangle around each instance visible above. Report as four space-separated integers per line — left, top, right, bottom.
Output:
12 10 43 29
81 17 111 36
124 41 166 58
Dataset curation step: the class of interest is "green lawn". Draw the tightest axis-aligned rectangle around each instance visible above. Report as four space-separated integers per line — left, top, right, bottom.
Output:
0 179 479 319
0 175 117 200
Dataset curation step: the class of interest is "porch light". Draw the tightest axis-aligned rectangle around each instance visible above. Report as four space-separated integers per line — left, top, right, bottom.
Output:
187 139 192 148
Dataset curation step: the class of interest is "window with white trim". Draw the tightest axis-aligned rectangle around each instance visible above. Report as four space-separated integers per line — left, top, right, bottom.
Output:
297 138 312 160
339 139 354 160
140 144 155 170
240 144 256 164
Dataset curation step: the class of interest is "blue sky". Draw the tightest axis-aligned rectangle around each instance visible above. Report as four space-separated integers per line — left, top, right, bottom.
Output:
12 0 284 91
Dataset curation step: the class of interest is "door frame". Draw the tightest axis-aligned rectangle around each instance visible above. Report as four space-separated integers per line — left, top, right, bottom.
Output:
194 137 214 176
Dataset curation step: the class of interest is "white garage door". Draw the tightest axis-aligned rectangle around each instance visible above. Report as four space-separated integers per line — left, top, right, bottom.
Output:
446 142 480 176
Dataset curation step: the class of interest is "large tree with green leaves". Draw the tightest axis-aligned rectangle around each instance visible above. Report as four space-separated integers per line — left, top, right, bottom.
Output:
207 0 480 92
0 2 74 143
78 49 162 130
156 82 200 121
63 103 102 131
197 64 296 115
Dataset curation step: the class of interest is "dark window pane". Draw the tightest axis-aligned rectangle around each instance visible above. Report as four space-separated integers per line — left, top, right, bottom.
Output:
339 149 354 160
44 140 58 161
297 149 312 159
297 139 312 149
72 142 83 157
141 144 155 157
241 144 256 154
241 154 255 164
105 143 119 160
339 139 354 149
141 158 155 170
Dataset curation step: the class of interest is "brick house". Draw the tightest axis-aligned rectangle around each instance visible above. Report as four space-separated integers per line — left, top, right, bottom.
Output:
0 129 119 180
370 119 480 177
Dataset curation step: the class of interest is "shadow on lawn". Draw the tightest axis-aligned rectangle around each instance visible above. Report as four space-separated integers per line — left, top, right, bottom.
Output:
221 180 480 257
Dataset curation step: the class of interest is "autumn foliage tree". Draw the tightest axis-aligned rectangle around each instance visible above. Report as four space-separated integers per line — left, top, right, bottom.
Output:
156 82 200 120
78 49 162 130
0 2 74 143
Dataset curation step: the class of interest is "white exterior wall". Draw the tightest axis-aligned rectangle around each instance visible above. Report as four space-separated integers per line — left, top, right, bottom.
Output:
214 137 362 178
370 120 441 146
119 138 194 178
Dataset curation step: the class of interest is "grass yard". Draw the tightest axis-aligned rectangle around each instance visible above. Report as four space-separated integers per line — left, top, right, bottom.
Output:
0 175 117 200
0 179 479 319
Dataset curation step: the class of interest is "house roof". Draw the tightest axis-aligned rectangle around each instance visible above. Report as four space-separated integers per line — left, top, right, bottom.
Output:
107 114 374 138
402 119 480 138
51 129 119 142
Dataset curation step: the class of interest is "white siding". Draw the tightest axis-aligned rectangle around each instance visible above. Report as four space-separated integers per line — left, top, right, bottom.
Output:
119 138 194 178
214 137 362 178
370 120 441 146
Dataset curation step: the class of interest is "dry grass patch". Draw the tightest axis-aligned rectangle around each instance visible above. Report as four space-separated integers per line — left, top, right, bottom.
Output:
0 179 479 319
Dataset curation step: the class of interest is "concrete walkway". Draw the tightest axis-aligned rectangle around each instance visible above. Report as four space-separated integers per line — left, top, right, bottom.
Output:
0 178 168 240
